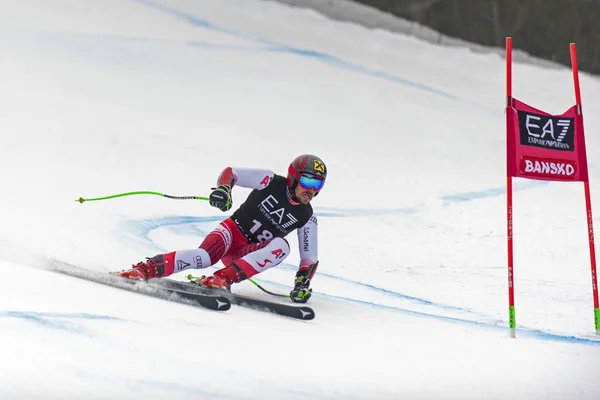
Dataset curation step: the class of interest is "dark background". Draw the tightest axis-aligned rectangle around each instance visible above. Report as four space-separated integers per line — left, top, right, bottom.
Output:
354 0 600 75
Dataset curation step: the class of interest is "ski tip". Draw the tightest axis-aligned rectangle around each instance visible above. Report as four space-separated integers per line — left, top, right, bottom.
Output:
299 307 315 320
215 298 232 311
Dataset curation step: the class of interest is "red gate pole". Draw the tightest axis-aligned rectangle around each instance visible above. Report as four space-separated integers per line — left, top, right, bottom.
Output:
570 43 600 335
506 37 516 338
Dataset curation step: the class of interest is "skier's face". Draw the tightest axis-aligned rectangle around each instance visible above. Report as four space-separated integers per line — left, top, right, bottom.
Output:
294 184 317 205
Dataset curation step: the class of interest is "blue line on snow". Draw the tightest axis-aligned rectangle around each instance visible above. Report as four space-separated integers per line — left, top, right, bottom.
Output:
122 208 418 252
441 187 507 203
133 0 214 28
319 294 600 346
266 46 460 99
132 0 460 100
235 272 600 345
250 269 488 320
0 311 120 333
440 181 550 204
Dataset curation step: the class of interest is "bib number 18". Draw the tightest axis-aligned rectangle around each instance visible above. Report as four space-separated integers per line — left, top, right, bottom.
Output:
249 219 273 242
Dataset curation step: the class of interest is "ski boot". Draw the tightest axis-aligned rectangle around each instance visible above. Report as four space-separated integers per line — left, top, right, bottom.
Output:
119 255 166 280
194 264 242 291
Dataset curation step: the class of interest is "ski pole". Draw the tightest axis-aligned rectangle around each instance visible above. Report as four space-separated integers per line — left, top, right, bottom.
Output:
247 278 290 298
76 191 209 203
186 274 290 298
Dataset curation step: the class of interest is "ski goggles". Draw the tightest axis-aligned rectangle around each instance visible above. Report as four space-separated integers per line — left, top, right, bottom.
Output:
298 174 325 191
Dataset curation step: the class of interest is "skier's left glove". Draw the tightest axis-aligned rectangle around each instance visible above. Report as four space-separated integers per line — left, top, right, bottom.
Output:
290 272 312 303
209 185 232 212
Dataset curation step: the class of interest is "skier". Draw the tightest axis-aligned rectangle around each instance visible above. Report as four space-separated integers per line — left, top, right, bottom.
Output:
118 154 327 303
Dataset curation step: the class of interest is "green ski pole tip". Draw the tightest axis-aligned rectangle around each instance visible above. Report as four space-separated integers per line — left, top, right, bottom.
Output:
77 197 86 203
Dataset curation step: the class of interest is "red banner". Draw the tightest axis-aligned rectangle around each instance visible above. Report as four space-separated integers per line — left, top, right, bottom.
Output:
506 98 589 182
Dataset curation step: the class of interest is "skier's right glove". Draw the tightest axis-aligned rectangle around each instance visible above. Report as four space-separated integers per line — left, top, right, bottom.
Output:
209 185 232 212
290 273 312 303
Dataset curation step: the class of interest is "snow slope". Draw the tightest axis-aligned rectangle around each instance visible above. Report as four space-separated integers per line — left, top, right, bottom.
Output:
1 0 599 399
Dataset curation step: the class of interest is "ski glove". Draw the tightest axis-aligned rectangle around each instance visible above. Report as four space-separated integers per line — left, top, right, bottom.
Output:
290 274 312 303
209 185 232 212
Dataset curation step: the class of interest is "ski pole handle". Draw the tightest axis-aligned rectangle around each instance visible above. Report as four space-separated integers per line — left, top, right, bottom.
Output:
76 191 209 203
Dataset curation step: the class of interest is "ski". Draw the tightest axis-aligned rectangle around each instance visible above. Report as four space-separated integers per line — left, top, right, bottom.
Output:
49 261 313 319
51 261 231 311
162 279 315 320
228 293 315 320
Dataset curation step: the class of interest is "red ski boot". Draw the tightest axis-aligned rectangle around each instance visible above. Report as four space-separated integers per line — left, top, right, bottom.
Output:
119 255 165 280
195 275 231 290
194 264 242 291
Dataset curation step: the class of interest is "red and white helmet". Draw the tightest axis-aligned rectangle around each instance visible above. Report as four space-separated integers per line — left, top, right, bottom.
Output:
287 154 327 192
